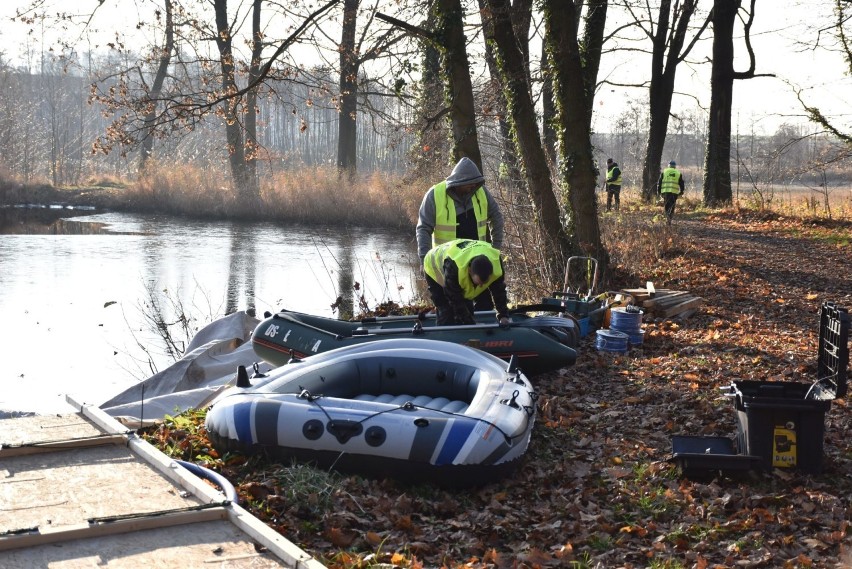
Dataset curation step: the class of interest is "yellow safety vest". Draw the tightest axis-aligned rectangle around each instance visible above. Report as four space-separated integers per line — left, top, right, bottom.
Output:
606 166 622 186
660 167 682 194
432 181 489 247
423 239 503 300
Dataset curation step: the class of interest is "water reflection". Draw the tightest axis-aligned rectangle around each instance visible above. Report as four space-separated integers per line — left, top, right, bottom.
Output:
0 206 123 235
226 222 257 315
0 210 419 414
335 233 355 318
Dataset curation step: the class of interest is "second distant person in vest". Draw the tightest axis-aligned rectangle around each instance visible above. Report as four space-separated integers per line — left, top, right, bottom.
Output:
416 157 504 312
657 160 685 225
604 158 622 212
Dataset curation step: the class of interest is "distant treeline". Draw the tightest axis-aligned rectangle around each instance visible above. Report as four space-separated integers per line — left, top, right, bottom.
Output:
0 58 848 191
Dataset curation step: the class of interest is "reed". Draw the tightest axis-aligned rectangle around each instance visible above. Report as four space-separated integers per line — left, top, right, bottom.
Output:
260 167 422 230
129 160 236 216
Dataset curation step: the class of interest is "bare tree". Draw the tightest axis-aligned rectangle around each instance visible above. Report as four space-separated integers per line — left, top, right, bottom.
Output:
637 0 708 200
481 0 571 274
794 0 852 147
437 0 483 167
139 0 174 171
702 0 773 205
335 1 407 180
543 0 609 273
376 2 482 168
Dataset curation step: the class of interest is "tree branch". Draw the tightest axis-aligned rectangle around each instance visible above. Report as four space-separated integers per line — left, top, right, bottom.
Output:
375 11 436 41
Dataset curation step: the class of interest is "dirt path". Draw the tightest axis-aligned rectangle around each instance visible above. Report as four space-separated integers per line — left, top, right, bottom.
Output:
683 214 851 321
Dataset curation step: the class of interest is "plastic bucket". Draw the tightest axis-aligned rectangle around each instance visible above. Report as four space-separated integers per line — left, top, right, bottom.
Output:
595 329 629 353
610 306 644 346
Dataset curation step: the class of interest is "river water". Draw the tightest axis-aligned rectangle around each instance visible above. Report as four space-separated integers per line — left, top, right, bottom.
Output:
0 208 419 415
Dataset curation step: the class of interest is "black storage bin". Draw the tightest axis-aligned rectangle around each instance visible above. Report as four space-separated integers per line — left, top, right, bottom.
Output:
732 381 831 473
731 302 849 474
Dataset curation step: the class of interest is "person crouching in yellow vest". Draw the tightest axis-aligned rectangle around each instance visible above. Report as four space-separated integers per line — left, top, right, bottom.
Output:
423 239 511 326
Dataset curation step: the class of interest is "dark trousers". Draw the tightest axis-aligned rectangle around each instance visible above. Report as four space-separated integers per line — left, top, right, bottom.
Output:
473 291 494 312
606 186 621 211
425 273 475 325
663 192 678 223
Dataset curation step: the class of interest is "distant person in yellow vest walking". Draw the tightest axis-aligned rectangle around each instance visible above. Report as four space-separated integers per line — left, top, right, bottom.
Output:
416 157 504 312
657 160 685 225
604 158 622 212
423 239 511 326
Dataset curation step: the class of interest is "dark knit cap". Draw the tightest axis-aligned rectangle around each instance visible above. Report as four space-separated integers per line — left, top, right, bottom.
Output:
470 255 493 281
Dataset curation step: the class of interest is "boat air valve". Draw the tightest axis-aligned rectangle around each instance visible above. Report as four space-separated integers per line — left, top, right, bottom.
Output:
500 389 521 409
236 365 252 388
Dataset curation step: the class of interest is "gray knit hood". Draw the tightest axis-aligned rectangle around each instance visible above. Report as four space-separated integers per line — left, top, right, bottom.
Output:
446 157 485 188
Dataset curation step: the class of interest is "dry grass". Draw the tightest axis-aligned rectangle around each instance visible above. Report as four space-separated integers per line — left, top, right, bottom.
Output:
260 167 423 230
119 162 427 229
129 161 236 215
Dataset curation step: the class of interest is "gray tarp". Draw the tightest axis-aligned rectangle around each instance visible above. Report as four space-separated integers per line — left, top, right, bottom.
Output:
100 311 274 425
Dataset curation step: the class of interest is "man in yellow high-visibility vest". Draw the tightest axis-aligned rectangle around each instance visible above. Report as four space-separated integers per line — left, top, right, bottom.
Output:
604 158 622 212
657 160 685 225
416 157 504 312
423 239 511 326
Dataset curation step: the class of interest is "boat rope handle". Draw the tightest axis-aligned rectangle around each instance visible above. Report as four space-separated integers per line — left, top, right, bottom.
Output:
300 394 530 445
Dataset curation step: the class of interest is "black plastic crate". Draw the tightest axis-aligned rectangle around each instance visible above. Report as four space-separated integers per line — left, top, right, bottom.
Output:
670 435 762 478
731 302 849 474
732 380 832 473
673 302 849 478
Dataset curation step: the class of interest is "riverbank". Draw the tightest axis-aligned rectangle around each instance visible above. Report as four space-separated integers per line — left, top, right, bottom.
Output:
0 179 132 210
1 167 421 231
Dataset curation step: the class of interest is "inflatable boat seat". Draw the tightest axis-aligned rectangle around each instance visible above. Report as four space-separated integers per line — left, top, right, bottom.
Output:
354 357 481 403
353 393 469 414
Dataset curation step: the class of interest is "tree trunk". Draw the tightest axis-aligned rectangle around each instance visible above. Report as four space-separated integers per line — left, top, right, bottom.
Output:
540 33 557 170
410 10 448 179
337 0 359 179
214 0 259 205
482 0 571 271
435 0 482 167
640 0 699 201
478 0 531 196
703 0 739 205
244 0 263 202
139 0 174 172
543 0 609 271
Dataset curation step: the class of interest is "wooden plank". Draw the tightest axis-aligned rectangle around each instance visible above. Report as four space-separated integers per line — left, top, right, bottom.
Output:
661 297 705 318
0 508 227 551
71 398 327 569
0 434 127 458
643 291 690 308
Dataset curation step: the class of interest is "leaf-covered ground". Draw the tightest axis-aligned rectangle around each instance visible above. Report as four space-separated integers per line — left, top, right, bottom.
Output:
145 210 852 569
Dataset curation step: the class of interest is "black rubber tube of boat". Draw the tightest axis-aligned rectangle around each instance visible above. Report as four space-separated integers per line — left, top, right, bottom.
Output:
175 460 239 504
